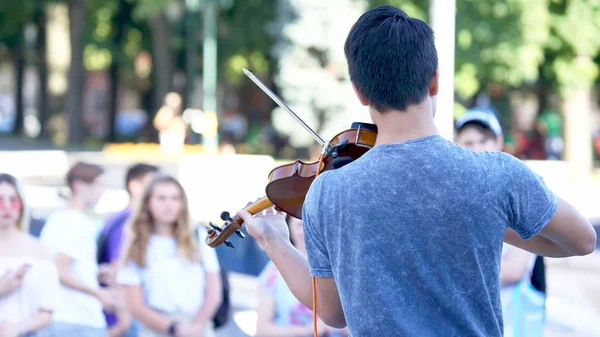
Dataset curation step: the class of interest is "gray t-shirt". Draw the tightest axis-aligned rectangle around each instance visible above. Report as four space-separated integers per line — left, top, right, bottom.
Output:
302 135 558 337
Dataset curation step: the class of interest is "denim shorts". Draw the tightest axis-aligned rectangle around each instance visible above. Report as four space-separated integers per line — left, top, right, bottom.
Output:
37 322 108 337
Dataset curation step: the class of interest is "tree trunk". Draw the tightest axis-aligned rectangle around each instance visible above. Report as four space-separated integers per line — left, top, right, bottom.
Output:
563 89 593 179
184 10 198 110
12 30 25 136
107 0 128 142
148 12 172 115
36 6 49 139
66 0 86 143
107 59 119 142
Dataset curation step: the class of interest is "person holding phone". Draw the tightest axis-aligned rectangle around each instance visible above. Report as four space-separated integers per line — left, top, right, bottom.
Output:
0 173 60 337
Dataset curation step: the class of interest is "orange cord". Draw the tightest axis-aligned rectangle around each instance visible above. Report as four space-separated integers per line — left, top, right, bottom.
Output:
313 153 325 337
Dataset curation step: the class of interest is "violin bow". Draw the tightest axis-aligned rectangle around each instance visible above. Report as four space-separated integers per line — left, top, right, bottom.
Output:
242 68 327 149
242 69 329 337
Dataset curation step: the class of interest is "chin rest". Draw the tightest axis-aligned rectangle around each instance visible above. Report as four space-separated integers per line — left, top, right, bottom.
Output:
351 122 378 132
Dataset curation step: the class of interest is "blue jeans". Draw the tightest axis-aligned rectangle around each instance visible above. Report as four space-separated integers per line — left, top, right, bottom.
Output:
35 322 108 337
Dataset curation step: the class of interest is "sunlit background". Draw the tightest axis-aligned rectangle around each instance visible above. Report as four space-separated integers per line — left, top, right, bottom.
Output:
2 0 600 336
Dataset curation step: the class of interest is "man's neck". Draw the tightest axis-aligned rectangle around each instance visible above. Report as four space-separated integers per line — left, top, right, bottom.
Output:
370 100 439 145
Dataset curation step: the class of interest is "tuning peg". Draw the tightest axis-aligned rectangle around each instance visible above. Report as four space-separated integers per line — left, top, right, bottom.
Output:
235 230 245 239
224 240 235 248
209 222 222 232
206 228 216 238
220 211 233 221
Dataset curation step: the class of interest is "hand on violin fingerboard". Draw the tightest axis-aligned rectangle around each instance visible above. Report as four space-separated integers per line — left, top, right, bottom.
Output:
237 205 289 244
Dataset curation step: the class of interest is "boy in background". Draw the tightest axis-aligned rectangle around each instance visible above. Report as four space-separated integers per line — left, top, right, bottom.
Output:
97 163 159 337
40 161 119 337
455 108 504 153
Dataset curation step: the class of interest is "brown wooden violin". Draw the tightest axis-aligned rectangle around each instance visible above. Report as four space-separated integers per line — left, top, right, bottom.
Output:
205 69 378 248
205 122 377 248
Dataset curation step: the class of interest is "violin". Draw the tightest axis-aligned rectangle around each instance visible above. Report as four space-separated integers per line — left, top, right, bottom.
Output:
205 122 377 248
205 68 378 248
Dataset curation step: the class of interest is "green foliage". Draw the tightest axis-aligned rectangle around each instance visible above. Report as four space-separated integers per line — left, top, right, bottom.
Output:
544 0 600 97
131 0 175 20
84 0 119 71
454 0 550 99
218 0 277 84
367 0 427 20
0 0 49 52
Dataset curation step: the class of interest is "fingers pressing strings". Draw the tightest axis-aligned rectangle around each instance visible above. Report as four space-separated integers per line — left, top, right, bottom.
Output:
242 199 286 218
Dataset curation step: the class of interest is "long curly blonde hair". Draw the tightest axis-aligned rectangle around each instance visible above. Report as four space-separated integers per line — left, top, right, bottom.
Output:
122 174 201 267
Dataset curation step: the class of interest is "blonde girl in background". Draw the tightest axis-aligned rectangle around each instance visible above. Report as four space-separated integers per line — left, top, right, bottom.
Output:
117 174 222 337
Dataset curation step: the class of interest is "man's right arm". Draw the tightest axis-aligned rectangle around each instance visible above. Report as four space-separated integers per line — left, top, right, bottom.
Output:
503 154 596 257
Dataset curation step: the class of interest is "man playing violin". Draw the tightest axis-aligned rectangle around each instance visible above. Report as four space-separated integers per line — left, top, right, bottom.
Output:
237 5 597 337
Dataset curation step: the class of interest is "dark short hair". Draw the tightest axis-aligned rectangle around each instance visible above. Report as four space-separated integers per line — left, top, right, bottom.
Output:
125 163 159 194
66 161 104 190
457 122 498 142
344 5 438 112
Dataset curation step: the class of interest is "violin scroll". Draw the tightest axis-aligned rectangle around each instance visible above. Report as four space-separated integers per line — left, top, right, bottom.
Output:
205 196 273 248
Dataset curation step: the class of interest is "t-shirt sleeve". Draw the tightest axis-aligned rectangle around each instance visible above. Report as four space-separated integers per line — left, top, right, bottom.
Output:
116 261 143 286
302 173 333 278
502 154 558 240
39 212 87 261
198 229 220 273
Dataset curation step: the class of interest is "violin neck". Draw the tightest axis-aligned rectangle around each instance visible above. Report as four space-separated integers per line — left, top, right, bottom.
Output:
244 196 274 215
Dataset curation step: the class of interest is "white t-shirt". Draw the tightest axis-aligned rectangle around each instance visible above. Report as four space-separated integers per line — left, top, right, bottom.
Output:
117 229 220 314
39 208 106 328
0 257 60 323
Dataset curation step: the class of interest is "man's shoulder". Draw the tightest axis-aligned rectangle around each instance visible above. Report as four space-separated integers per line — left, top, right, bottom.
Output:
479 151 531 175
305 170 342 202
451 148 524 173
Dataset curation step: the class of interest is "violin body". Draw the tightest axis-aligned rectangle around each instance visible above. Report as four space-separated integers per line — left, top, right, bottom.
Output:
205 122 377 248
265 122 377 218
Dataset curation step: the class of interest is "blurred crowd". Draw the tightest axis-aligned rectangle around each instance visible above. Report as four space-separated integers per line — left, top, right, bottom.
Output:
0 157 349 337
0 106 565 337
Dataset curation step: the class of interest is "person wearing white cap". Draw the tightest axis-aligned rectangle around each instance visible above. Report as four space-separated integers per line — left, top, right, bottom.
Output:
454 108 504 152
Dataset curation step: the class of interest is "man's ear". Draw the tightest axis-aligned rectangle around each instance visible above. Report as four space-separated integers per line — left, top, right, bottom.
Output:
352 83 369 106
429 68 439 96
